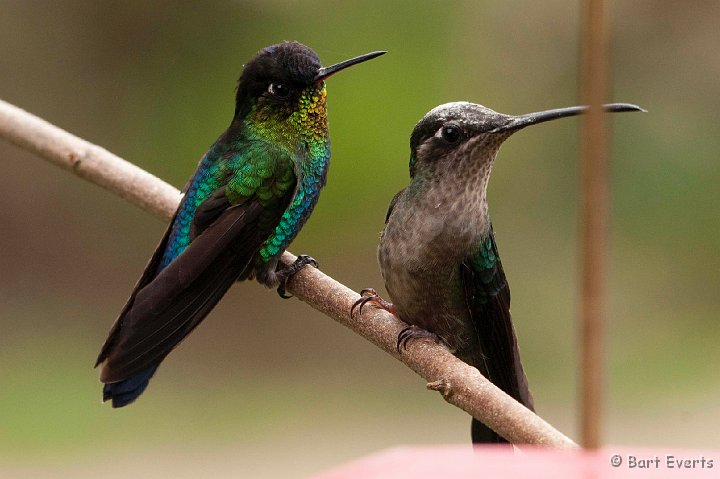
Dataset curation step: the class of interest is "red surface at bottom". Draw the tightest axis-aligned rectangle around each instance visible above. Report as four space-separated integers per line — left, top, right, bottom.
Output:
313 445 717 479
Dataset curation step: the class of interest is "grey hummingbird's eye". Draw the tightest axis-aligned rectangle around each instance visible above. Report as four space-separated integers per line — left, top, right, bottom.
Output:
439 124 462 143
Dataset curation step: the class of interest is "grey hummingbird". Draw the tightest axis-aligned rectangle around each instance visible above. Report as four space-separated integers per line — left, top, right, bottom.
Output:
353 100 643 443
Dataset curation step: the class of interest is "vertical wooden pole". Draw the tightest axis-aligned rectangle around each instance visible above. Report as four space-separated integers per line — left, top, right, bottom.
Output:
579 0 610 449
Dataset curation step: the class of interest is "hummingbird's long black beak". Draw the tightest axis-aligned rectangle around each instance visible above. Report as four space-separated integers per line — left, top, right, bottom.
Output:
490 102 645 133
314 51 386 82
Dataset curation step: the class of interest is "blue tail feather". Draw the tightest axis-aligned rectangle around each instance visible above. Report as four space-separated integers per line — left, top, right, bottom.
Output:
103 366 159 408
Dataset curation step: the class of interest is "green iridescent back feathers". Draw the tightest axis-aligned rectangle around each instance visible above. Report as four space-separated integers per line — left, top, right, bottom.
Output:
161 73 330 270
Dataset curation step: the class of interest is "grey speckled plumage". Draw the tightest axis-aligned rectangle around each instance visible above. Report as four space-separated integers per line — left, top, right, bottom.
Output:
368 101 643 444
380 103 508 358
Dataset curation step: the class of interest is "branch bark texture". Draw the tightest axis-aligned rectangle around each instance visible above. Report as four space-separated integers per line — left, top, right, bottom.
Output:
0 97 577 449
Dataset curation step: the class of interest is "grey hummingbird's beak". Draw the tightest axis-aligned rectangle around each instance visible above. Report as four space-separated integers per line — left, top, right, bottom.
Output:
490 102 646 133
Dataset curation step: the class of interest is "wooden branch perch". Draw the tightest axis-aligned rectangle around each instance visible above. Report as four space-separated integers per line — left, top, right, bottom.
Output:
0 98 578 449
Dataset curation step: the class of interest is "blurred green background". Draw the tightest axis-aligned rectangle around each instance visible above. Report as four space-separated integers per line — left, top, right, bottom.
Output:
1 1 718 477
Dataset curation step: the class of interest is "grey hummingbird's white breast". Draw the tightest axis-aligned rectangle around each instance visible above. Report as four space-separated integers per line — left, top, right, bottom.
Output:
377 178 491 354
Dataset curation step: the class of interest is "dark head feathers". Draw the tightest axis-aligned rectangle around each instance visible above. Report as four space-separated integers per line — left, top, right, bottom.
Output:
234 41 322 118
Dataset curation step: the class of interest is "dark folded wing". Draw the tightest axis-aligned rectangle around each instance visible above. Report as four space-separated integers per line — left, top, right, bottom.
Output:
461 227 534 411
95 212 178 368
97 198 274 383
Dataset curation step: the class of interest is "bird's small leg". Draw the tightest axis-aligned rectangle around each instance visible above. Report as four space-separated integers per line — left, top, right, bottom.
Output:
276 255 319 299
397 325 445 353
351 288 397 318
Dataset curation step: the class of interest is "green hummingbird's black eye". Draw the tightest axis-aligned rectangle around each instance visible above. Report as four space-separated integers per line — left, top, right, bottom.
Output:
268 82 290 98
440 125 462 143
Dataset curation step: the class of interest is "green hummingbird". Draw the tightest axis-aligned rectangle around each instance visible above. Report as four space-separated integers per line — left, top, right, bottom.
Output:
354 101 643 443
96 41 385 407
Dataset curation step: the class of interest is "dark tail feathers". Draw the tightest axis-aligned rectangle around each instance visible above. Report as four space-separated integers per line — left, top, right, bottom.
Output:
102 365 158 408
